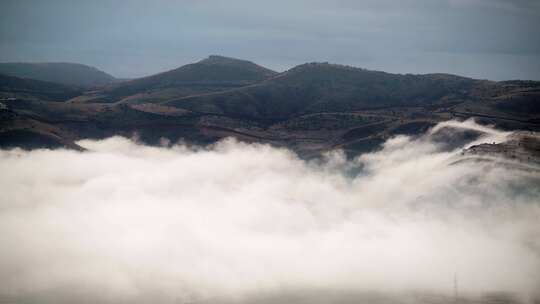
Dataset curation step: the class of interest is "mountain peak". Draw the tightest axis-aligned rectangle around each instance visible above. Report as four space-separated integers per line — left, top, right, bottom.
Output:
198 55 255 66
194 55 277 78
69 55 277 104
288 62 368 73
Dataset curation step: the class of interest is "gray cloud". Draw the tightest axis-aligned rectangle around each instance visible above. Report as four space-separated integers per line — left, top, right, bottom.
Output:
0 0 539 79
0 120 539 303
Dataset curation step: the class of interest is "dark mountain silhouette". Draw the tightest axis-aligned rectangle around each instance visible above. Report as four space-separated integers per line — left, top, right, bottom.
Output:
70 55 277 104
0 62 115 87
1 56 539 157
166 62 481 120
0 74 81 101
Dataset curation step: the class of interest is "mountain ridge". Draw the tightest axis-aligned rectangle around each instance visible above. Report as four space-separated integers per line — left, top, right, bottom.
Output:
0 62 115 88
69 55 277 104
1 55 539 157
164 61 484 120
0 73 81 101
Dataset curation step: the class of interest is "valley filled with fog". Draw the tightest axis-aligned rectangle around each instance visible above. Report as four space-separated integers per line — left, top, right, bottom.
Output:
0 120 539 303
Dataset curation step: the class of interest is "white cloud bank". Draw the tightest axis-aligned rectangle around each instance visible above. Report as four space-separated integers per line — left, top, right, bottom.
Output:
0 120 539 304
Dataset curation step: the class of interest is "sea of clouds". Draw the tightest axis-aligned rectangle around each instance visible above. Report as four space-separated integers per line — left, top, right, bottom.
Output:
0 120 539 304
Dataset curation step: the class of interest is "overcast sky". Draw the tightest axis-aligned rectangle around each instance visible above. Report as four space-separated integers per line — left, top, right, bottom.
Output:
1 0 539 80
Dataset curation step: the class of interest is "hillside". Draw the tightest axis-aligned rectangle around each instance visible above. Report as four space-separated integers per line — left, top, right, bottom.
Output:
1 58 539 156
165 62 482 120
70 55 277 104
0 62 115 87
0 74 81 101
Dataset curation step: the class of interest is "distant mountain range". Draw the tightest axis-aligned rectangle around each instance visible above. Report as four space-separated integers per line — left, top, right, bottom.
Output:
68 55 277 104
1 55 539 157
0 62 115 87
0 74 81 101
166 63 482 120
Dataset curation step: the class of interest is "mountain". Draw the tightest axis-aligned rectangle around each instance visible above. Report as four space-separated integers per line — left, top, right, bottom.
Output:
464 131 540 165
165 62 481 120
1 57 539 156
0 62 115 87
69 55 277 104
0 74 81 101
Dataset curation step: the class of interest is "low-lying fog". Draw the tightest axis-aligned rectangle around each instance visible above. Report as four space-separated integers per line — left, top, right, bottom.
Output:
0 120 539 304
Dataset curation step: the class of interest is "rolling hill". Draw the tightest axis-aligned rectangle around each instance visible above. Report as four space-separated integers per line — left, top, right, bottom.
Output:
0 62 115 87
69 55 277 104
0 74 81 101
165 62 482 120
1 56 539 157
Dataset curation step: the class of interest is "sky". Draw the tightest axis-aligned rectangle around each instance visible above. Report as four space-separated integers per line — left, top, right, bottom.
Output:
1 0 540 80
